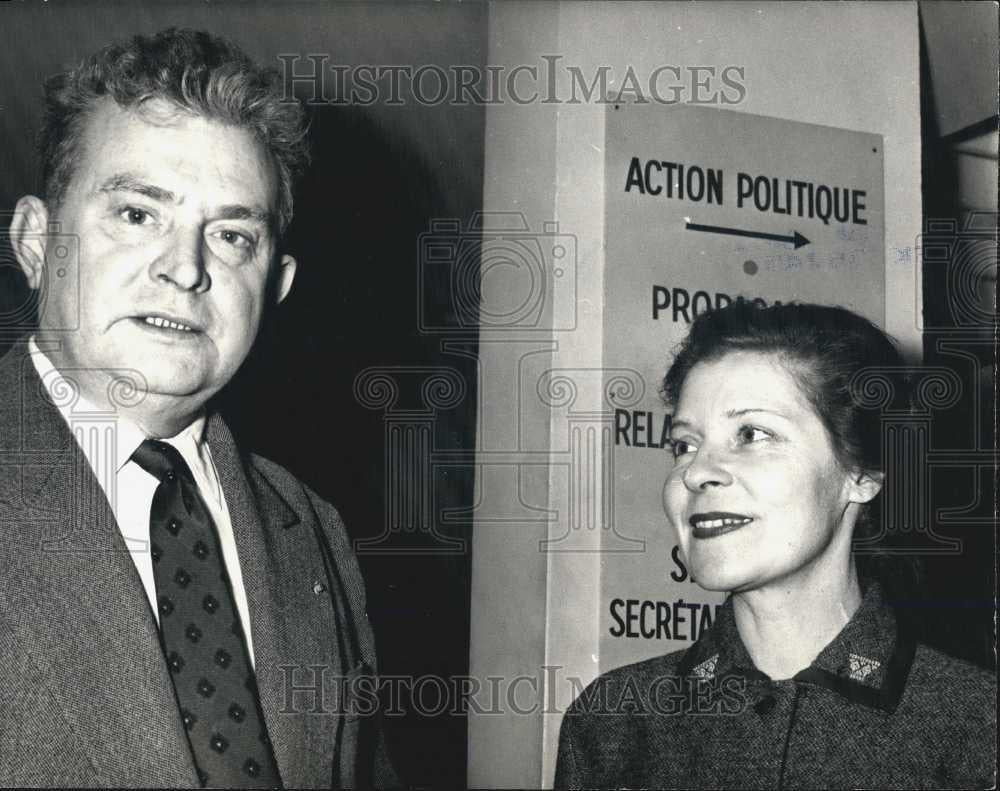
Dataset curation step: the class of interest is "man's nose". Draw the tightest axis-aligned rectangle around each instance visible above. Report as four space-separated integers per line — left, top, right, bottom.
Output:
149 232 209 292
682 446 734 492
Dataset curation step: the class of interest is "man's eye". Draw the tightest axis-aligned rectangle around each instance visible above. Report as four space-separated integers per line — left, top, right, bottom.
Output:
737 425 771 444
216 229 252 249
669 439 696 459
120 207 151 225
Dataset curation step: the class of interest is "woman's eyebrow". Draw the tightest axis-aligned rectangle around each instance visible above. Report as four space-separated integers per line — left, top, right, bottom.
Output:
669 418 694 434
671 406 797 436
725 407 793 421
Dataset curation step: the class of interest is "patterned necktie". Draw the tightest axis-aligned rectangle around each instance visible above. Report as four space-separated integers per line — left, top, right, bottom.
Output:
132 439 281 789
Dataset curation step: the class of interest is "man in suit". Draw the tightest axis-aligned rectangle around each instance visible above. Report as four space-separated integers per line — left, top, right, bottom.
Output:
0 28 396 788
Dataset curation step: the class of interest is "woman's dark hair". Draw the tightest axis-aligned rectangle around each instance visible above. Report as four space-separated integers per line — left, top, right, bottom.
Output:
662 299 921 600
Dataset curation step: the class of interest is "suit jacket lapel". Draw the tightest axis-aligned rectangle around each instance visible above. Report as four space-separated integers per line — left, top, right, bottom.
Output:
0 342 198 787
206 414 343 788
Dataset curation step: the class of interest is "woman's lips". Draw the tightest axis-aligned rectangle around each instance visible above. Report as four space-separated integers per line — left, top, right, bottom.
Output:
689 511 754 539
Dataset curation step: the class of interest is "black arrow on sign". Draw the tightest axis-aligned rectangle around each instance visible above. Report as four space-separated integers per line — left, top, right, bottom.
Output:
685 221 810 249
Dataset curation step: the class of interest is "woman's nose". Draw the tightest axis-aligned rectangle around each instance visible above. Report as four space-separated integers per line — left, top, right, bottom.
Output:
682 446 734 492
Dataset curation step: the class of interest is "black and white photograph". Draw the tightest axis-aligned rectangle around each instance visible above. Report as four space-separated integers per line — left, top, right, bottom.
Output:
0 2 996 788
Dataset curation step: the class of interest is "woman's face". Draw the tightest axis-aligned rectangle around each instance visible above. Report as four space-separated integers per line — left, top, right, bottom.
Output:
663 350 879 595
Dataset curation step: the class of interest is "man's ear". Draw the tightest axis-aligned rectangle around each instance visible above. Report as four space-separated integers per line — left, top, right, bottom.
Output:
274 253 297 304
848 470 884 505
9 196 50 290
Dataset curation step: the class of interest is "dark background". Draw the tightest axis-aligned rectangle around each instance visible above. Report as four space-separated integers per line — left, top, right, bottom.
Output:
0 3 996 788
916 5 997 672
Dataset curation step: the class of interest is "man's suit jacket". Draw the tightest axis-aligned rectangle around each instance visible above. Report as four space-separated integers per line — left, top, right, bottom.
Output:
0 341 396 788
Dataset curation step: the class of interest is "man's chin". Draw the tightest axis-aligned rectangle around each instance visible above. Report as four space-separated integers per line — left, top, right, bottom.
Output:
113 368 215 409
109 347 217 396
143 371 217 398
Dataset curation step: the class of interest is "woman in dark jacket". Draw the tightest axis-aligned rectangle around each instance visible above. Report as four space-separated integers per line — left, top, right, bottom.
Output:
555 301 995 790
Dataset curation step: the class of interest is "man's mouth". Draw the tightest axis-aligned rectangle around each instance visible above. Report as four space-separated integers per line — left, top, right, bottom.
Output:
689 512 753 538
131 314 201 333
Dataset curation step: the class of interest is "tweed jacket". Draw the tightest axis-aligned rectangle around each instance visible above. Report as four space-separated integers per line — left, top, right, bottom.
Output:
555 583 996 790
0 341 396 788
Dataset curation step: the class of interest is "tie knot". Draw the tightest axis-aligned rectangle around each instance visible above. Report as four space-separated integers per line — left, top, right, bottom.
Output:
131 439 190 484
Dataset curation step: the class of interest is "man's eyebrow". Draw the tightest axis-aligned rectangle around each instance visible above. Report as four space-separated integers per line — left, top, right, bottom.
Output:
97 175 273 227
97 174 175 203
216 204 273 226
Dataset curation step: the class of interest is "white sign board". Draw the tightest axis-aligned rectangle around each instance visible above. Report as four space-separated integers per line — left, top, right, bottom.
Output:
600 103 885 673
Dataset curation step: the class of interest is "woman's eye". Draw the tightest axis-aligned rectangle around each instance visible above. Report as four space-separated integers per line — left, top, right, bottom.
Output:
737 425 771 444
669 439 696 459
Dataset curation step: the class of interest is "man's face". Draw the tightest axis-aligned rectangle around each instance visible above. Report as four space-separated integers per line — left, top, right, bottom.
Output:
27 97 295 418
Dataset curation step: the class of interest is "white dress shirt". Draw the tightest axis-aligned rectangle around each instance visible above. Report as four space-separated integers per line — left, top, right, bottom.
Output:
29 337 256 666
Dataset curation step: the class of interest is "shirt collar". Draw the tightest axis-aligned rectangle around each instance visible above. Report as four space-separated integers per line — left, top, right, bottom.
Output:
27 335 207 473
677 582 916 712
